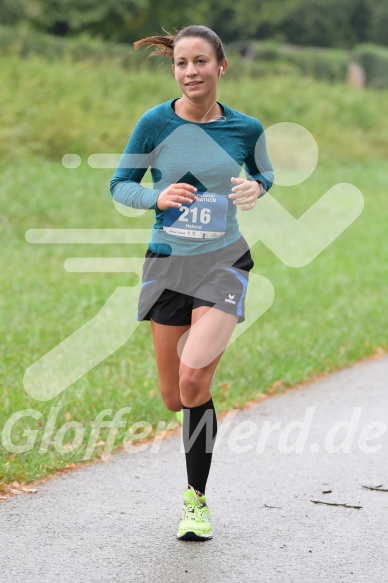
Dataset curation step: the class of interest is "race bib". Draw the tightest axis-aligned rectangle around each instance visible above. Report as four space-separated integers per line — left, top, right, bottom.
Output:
162 192 228 239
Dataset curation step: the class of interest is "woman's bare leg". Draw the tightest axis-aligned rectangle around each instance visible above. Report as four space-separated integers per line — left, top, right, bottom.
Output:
175 307 238 495
151 306 238 408
150 320 190 412
179 306 238 407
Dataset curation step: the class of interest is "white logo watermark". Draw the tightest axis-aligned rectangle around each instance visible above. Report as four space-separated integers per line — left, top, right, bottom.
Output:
1 406 385 460
22 122 363 402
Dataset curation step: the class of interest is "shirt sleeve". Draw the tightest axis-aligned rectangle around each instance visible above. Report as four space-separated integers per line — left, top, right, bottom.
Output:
243 117 274 194
109 112 162 210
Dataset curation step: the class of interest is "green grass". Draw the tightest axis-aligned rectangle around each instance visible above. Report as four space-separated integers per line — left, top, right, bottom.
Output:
1 53 388 162
1 54 387 487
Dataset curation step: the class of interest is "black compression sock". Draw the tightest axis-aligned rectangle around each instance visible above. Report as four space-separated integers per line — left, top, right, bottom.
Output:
182 397 217 495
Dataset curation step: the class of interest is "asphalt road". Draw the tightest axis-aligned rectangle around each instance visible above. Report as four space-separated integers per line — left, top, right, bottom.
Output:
1 356 388 582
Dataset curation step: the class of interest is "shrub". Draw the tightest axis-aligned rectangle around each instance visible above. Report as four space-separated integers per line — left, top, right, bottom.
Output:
0 24 148 69
284 48 349 82
232 41 349 83
353 44 388 89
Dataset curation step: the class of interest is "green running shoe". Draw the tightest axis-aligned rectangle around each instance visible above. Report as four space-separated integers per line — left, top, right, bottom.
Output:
177 485 213 541
175 409 184 425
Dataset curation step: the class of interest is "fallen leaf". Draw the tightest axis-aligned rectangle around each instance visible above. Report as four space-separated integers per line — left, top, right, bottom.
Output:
272 381 284 389
21 487 37 494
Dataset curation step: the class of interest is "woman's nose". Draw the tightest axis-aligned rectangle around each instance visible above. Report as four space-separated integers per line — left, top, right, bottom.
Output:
186 62 198 76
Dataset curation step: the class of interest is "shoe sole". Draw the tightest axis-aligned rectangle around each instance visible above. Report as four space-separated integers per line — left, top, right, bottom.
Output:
177 531 213 541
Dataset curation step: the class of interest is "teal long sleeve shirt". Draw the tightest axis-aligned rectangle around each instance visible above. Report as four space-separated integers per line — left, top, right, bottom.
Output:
110 98 274 256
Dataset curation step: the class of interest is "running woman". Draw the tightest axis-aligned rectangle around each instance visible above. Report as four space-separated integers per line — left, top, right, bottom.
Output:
110 25 273 541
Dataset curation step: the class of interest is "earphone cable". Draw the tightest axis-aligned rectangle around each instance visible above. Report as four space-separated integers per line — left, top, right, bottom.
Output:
200 73 224 123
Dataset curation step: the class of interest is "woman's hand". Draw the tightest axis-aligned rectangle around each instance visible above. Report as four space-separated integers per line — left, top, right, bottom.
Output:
157 183 198 211
228 177 264 211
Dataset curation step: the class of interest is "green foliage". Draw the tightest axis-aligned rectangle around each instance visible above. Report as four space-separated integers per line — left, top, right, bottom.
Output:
369 1 388 46
354 43 388 89
13 0 148 39
0 24 145 67
275 0 371 48
209 0 386 48
1 0 211 42
0 25 361 88
235 42 349 82
1 0 388 48
284 48 349 82
0 0 27 26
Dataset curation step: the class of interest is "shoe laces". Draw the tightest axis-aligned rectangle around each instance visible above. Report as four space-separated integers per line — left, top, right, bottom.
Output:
183 501 196 518
183 487 209 520
195 502 210 521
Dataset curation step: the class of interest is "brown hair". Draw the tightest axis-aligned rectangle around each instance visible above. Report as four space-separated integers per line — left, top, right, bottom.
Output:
133 25 226 63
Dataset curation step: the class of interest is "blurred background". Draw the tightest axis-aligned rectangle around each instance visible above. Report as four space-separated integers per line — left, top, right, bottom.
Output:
1 0 387 489
3 0 387 42
2 0 388 47
1 0 388 88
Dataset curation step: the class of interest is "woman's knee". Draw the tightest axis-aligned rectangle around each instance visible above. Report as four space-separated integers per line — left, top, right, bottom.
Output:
179 366 209 400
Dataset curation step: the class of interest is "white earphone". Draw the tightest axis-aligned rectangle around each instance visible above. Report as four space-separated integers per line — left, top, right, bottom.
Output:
219 66 224 75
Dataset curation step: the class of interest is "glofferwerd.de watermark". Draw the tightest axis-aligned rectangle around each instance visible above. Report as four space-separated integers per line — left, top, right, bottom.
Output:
1 406 386 461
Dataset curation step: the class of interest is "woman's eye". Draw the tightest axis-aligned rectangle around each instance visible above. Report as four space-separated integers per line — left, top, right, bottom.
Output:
176 60 206 67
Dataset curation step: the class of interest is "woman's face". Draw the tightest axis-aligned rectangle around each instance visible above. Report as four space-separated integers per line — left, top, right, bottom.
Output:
172 37 225 100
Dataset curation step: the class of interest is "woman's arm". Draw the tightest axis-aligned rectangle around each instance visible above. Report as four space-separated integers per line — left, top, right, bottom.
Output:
228 117 274 210
110 114 161 210
244 118 274 194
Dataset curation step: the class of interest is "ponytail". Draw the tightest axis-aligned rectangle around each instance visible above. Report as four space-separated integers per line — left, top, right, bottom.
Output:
134 25 226 63
133 28 176 58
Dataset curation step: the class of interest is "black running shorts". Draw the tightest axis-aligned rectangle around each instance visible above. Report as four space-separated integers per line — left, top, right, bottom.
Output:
137 236 254 326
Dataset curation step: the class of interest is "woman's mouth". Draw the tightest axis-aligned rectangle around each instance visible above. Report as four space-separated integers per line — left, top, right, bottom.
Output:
185 81 203 87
